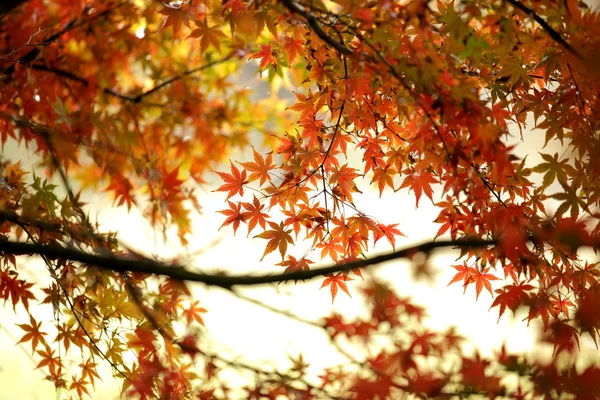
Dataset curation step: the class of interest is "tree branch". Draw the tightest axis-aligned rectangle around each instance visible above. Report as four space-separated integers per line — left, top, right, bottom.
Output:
0 238 497 288
505 0 584 61
279 0 352 55
27 54 234 104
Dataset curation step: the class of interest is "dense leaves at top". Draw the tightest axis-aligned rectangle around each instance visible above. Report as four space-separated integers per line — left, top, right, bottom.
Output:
1 0 600 398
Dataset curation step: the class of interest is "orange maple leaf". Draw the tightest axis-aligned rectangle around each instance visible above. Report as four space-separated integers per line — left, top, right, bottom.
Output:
241 195 269 235
277 255 314 273
255 221 293 260
251 44 277 70
181 300 207 326
189 19 226 54
214 162 247 199
321 273 352 303
239 148 275 186
371 167 396 196
448 263 474 293
218 201 249 234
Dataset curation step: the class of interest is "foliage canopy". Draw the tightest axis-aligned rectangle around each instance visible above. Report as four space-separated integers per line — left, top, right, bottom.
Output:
1 0 600 398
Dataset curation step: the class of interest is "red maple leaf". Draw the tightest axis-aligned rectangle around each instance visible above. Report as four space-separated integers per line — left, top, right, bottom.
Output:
251 44 277 70
17 314 48 353
400 170 437 207
218 201 249 234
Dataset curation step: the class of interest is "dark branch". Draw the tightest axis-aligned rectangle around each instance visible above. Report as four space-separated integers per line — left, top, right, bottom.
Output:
27 55 234 104
0 238 497 288
28 64 138 101
505 0 584 61
132 54 235 101
279 0 352 55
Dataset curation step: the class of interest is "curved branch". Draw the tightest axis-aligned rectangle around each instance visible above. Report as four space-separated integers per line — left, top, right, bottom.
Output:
0 237 497 288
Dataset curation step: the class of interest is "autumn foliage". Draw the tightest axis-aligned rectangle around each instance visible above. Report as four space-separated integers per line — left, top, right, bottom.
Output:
1 0 600 398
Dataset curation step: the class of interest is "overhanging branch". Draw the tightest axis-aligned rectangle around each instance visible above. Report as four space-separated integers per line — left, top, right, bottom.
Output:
0 238 497 288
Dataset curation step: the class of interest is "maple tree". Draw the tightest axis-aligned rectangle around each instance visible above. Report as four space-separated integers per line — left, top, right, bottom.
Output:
1 0 600 398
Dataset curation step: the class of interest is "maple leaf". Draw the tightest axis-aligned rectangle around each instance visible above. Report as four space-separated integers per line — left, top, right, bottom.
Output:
239 148 275 186
223 0 246 19
189 19 227 53
277 255 314 274
448 263 474 293
127 327 156 353
544 321 580 355
551 180 587 220
330 164 361 201
36 346 61 376
241 196 269 235
282 35 304 64
288 92 316 119
251 44 277 70
214 162 248 200
79 359 101 388
17 314 48 353
532 152 576 189
373 223 404 249
181 300 207 326
472 267 500 300
162 166 183 193
70 375 90 398
2 273 35 311
371 167 396 196
106 174 136 210
489 282 534 322
400 170 437 207
255 221 293 260
320 239 345 261
549 294 573 318
406 372 446 397
159 6 192 36
321 273 352 303
299 115 324 148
